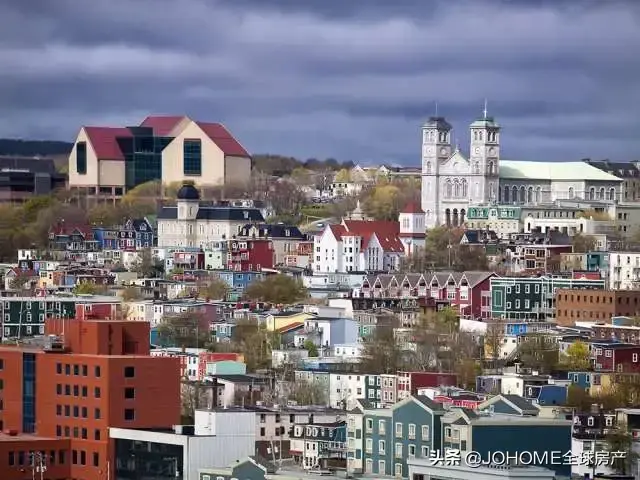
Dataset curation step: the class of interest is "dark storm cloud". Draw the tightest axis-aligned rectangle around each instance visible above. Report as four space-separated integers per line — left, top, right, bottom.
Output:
0 0 639 163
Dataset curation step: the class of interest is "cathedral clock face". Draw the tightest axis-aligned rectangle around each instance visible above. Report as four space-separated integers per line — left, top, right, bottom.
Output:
440 147 448 156
474 147 481 154
489 147 496 156
426 147 434 154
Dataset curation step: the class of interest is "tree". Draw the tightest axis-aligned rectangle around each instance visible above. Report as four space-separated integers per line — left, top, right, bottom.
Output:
360 326 406 374
157 312 211 348
9 272 33 291
73 283 104 295
288 380 327 405
196 278 229 301
605 425 637 475
572 234 597 253
436 306 459 335
303 339 319 357
121 286 142 301
133 248 164 278
231 319 277 371
560 341 591 370
180 380 213 424
362 184 401 220
566 385 593 411
244 275 308 305
484 319 505 368
88 203 126 226
334 168 351 183
517 334 559 373
290 167 313 186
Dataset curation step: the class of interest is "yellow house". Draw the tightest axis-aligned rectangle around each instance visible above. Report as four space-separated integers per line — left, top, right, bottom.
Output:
588 372 614 396
265 311 314 332
67 115 251 198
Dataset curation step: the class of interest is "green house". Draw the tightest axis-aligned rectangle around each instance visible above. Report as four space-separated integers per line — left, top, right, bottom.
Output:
1 296 76 339
490 275 605 320
348 395 445 479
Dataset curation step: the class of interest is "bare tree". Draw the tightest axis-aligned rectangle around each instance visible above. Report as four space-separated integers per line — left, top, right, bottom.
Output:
181 380 212 423
483 319 505 369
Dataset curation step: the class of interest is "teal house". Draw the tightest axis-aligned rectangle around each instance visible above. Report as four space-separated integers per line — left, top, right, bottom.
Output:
348 395 445 479
442 396 572 476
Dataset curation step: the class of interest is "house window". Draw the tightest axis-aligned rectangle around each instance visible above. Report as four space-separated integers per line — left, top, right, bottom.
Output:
378 440 386 454
365 438 372 453
408 444 416 457
395 442 403 458
378 420 386 434
395 463 403 477
587 417 594 427
421 425 430 440
365 459 373 472
378 460 386 475
395 422 402 437
605 350 612 358
366 418 373 432
183 139 202 176
421 446 430 457
408 423 416 439
633 353 639 362
76 142 87 174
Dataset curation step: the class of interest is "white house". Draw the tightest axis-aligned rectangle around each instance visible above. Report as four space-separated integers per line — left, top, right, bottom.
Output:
329 372 367 409
609 252 640 290
313 219 405 274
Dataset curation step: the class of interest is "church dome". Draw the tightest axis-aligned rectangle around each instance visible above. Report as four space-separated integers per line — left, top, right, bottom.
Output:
176 183 200 200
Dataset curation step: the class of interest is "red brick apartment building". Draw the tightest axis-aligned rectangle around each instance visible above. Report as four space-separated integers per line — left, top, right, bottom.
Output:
555 288 640 326
0 318 181 480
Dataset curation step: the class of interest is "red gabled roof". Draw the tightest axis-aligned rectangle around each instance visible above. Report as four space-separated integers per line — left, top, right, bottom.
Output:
329 224 347 240
50 223 94 239
375 233 405 253
196 122 250 157
402 202 424 214
140 115 187 136
275 322 305 334
84 127 131 160
343 220 399 237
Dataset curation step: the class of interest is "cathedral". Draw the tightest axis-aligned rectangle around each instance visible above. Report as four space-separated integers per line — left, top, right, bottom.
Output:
420 112 500 229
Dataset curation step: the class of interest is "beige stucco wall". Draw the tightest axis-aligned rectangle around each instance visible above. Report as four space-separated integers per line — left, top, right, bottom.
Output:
68 128 99 187
224 155 252 185
98 159 125 187
161 121 225 186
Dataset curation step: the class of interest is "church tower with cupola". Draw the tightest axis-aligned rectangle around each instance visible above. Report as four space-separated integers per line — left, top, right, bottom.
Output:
421 116 452 228
469 103 501 203
399 202 426 255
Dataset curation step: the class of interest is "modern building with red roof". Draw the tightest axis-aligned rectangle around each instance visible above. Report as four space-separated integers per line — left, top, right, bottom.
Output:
67 115 251 199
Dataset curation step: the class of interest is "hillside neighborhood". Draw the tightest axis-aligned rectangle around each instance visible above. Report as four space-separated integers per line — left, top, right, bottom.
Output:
0 114 640 480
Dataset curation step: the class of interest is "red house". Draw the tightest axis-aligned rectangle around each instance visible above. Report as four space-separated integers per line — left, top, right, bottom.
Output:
227 238 274 271
593 343 640 373
433 394 483 409
397 371 458 398
426 271 496 320
74 301 122 321
197 352 244 380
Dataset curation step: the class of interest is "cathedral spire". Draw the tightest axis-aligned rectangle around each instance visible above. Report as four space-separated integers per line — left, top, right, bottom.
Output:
483 99 488 120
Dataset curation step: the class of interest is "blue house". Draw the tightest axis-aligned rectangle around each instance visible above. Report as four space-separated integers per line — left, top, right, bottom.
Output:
568 371 595 391
442 403 572 476
212 322 236 343
524 384 568 406
478 394 540 416
213 270 263 290
93 217 155 250
199 456 276 480
351 395 445 479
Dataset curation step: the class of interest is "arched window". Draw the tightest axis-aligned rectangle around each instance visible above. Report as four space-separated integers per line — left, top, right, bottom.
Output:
519 186 526 203
589 187 595 200
454 180 460 197
490 183 495 199
425 162 431 174
599 187 605 200
474 162 480 174
535 186 542 203
445 180 452 198
609 187 615 201
527 186 533 203
488 161 494 175
479 131 484 141
512 186 518 202
462 180 468 197
568 187 575 199
473 131 478 141
504 186 510 203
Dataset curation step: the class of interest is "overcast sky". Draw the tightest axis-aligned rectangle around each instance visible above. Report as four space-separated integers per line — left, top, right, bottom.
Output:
1 0 639 165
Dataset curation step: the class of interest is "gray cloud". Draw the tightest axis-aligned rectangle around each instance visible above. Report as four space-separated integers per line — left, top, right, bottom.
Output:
0 0 639 163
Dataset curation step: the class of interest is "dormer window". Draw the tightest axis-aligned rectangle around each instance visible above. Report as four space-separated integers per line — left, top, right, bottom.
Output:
243 211 249 219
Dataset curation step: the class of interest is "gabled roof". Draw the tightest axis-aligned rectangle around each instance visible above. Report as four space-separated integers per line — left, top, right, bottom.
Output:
83 126 132 160
328 224 346 241
401 202 424 214
140 115 186 136
479 394 539 415
374 232 405 253
343 219 399 237
196 122 250 157
413 395 446 412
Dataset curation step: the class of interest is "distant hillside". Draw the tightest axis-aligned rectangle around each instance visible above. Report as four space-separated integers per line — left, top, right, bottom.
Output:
0 139 73 157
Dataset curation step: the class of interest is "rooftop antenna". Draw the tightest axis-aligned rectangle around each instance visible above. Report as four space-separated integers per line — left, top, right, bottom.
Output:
483 99 488 120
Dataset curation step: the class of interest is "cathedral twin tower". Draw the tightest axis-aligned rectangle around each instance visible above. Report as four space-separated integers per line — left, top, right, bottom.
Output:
420 113 501 229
